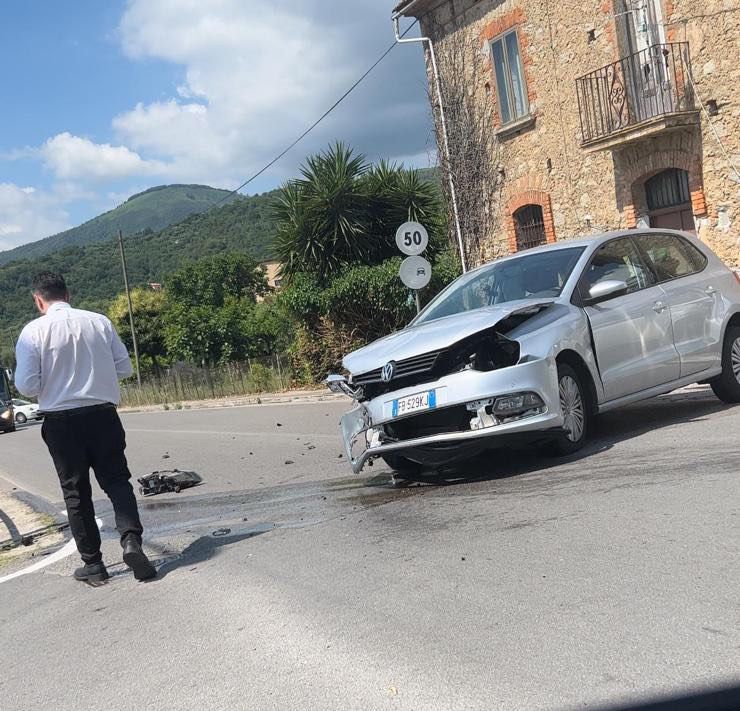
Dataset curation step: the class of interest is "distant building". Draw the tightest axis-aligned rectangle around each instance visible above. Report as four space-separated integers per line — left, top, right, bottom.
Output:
148 283 163 291
394 0 739 267
258 261 283 301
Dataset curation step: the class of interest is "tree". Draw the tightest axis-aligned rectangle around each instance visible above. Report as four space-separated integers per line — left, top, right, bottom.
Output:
274 143 446 283
161 252 270 366
167 252 267 308
108 288 167 370
243 297 294 356
163 299 249 365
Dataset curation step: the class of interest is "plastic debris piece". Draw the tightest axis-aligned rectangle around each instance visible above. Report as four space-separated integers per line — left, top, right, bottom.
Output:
137 470 202 496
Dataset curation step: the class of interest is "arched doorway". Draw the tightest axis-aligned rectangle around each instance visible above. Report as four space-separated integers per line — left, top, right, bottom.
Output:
645 168 696 232
513 204 547 250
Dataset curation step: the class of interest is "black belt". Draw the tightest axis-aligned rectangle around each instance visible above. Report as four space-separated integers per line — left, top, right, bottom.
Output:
41 403 116 419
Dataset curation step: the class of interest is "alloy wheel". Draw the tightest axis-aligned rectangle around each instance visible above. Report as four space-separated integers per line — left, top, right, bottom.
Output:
559 375 585 442
732 336 740 384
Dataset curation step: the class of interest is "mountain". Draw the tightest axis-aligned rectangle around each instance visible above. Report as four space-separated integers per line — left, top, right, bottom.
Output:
0 184 237 266
0 189 278 363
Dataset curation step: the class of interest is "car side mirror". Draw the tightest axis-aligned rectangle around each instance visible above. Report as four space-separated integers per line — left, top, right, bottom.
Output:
585 280 628 305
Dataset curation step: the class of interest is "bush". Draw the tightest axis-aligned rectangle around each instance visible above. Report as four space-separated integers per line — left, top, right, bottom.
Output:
248 362 273 392
284 250 462 383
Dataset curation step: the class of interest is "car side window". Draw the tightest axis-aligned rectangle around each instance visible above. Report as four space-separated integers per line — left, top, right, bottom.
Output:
678 237 708 273
638 234 700 282
580 237 653 297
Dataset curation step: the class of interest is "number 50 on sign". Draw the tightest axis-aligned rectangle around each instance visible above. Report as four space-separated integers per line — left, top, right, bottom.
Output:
395 221 429 256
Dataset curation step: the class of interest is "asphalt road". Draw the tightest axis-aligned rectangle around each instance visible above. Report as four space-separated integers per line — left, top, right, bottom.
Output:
1 388 738 711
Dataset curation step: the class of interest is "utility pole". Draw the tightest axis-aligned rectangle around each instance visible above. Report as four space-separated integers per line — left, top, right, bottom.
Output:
117 229 142 387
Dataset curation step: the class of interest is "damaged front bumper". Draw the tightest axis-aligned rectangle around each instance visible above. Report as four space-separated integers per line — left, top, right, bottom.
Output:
334 357 564 474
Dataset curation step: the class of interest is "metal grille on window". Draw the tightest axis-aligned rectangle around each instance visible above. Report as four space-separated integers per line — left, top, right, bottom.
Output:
514 205 547 251
645 168 690 211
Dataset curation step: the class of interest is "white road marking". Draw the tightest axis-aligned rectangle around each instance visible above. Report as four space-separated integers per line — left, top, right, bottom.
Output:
0 515 103 585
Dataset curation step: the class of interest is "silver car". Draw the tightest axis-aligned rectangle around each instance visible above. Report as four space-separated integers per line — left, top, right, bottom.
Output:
328 229 740 475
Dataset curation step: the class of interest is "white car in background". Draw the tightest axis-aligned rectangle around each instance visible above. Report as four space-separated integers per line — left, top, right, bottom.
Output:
12 398 42 424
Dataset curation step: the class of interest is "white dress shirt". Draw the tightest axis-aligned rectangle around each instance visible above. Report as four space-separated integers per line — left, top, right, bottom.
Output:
14 301 133 412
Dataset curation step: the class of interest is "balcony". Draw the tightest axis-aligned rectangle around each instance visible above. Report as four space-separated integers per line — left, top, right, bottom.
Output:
576 43 699 150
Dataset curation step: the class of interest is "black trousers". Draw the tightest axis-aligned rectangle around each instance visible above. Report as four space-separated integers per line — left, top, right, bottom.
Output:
41 404 143 564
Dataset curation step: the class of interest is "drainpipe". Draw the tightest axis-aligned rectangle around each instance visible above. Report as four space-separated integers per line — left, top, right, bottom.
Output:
392 4 468 273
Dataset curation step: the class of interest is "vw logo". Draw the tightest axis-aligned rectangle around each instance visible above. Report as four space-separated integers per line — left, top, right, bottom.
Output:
381 361 396 383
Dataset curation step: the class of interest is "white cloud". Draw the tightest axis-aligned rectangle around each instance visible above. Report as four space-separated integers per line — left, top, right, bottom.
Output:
113 0 433 186
40 132 165 182
0 183 71 250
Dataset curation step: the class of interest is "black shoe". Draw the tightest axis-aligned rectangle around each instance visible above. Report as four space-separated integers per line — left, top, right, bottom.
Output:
73 561 109 583
122 536 157 581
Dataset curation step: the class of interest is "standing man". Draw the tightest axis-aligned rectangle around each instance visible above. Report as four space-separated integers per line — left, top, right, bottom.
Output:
15 272 156 583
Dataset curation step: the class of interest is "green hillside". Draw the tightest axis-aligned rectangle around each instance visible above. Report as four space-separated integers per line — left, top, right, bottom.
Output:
0 184 236 266
0 190 277 362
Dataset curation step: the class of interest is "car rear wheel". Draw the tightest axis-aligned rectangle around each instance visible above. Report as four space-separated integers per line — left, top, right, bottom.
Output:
15 412 27 424
709 326 740 403
381 453 424 478
547 363 590 456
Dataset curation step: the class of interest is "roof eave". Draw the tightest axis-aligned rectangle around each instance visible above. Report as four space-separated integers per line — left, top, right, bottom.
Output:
392 0 433 19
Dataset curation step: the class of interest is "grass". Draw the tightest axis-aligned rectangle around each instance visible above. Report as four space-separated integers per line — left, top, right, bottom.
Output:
119 361 291 408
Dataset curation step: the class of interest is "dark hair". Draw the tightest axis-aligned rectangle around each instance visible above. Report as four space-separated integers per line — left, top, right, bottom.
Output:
32 271 68 301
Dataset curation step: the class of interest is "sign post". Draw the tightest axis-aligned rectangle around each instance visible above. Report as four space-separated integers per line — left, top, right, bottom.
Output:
395 221 431 313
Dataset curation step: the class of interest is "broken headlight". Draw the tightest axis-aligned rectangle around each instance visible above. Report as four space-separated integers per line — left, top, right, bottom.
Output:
445 331 520 375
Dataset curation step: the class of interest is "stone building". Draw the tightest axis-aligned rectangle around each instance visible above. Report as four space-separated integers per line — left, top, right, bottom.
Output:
393 0 740 267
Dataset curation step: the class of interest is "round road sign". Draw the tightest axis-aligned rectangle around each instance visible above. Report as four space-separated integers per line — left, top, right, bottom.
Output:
399 256 432 290
395 221 429 256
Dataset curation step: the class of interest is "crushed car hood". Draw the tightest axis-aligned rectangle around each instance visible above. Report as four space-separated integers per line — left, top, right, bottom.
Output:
344 299 554 376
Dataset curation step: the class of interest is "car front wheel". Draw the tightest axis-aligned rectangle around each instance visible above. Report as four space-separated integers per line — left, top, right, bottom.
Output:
710 325 740 404
15 412 27 424
548 363 590 456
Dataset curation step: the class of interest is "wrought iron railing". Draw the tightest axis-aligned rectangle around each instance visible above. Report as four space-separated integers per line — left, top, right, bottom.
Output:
576 42 696 145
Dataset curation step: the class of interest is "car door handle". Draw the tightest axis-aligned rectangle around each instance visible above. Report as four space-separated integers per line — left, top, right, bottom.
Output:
705 286 717 296
653 301 667 313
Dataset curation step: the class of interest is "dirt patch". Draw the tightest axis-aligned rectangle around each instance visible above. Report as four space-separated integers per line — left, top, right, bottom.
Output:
0 490 64 568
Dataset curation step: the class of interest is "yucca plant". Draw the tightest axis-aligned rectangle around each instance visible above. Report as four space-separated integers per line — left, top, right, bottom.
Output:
274 143 445 284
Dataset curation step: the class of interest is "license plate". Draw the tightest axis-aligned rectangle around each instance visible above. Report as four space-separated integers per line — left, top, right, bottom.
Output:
392 390 436 418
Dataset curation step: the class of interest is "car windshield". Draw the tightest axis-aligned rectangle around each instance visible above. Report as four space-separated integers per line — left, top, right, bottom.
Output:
414 246 585 325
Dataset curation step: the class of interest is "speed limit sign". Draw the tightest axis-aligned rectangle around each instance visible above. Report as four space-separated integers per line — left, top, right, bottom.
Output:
395 221 429 256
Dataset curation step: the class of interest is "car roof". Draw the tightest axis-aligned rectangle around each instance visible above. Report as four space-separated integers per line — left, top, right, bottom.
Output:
475 228 699 270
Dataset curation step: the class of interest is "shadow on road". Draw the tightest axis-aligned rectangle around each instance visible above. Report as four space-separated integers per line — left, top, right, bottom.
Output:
152 527 270 580
404 389 733 487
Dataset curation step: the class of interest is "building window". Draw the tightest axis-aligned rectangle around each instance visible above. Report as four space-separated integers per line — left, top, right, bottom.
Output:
490 30 529 125
645 169 690 211
514 204 546 250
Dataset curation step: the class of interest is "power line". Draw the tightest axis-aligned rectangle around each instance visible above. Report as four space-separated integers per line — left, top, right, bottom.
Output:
206 18 420 212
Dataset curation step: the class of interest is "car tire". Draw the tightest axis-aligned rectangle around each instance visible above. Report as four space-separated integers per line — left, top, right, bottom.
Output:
547 362 590 456
15 412 27 424
709 325 740 404
381 453 424 478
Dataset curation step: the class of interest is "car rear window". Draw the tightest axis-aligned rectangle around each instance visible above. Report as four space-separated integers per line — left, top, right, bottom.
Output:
639 234 704 282
679 238 708 272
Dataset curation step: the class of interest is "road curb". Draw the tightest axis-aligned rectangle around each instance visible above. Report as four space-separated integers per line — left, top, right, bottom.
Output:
119 389 347 414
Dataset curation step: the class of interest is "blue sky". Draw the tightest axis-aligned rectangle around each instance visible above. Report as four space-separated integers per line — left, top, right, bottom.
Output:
0 1 433 250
